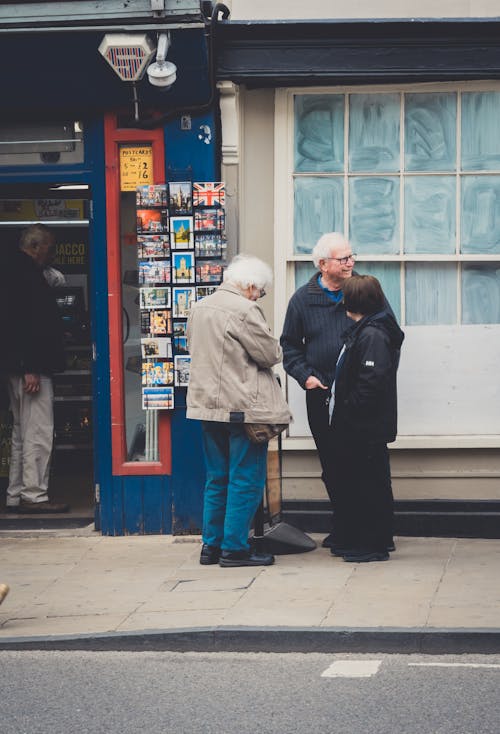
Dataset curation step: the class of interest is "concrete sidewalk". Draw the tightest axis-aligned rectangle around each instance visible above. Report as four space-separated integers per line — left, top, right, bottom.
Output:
1 532 499 653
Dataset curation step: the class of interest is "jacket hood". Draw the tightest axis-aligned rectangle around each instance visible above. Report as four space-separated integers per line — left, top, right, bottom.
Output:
344 310 405 350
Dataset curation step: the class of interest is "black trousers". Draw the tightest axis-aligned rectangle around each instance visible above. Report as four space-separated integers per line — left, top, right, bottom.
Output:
329 431 394 551
306 388 336 524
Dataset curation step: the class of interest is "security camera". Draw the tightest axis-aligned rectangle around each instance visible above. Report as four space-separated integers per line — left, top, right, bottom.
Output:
147 59 177 89
147 32 177 90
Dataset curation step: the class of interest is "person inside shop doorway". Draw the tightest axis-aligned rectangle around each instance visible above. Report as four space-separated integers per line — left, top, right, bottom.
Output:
0 223 69 513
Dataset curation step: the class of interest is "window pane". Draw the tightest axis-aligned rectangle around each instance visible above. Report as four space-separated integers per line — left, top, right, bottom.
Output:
462 92 500 171
294 94 344 172
405 93 456 172
462 264 500 324
294 262 316 290
405 263 457 325
349 177 399 253
294 177 344 254
404 176 456 254
349 93 400 172
461 175 500 254
355 261 401 322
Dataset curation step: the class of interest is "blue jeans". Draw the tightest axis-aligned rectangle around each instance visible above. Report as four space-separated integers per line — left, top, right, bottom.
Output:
201 421 268 552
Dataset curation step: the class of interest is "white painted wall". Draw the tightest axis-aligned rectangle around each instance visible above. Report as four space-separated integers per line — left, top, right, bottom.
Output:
226 0 500 20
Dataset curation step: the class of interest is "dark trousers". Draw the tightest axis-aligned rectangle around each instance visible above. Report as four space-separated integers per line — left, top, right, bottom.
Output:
306 388 336 523
329 431 394 551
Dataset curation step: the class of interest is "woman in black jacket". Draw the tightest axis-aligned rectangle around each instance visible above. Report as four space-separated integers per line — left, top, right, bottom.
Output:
329 275 404 562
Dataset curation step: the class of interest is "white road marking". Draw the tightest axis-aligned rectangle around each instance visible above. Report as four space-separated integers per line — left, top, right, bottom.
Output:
409 663 500 669
321 660 382 678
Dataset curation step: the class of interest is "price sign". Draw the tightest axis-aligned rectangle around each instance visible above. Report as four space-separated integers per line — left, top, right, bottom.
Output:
119 146 153 191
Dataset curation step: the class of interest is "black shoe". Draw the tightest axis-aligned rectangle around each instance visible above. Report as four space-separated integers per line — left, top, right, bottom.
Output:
219 550 275 567
321 533 336 548
343 550 390 563
199 544 221 565
330 546 356 557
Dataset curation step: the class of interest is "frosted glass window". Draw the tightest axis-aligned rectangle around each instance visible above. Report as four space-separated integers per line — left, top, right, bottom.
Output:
355 261 401 322
294 95 344 172
405 263 457 325
405 93 456 172
294 177 344 254
461 175 500 254
349 93 400 172
462 264 500 324
404 176 456 254
462 92 500 171
349 177 399 253
294 262 316 290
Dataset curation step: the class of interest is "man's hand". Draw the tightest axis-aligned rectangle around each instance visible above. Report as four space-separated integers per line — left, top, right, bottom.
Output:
23 373 41 393
305 375 328 390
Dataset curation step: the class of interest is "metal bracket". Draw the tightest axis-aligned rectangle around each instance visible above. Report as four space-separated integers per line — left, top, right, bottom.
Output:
150 0 165 13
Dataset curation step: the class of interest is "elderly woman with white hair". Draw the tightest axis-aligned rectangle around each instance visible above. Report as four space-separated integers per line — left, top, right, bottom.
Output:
187 254 292 568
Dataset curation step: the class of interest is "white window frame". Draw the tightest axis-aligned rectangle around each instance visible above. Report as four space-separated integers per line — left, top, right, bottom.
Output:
274 81 500 450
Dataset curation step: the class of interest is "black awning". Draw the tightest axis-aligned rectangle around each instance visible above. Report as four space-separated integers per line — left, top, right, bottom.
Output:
216 20 500 86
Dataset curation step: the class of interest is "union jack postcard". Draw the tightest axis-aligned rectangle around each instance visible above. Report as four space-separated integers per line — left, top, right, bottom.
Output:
193 182 225 208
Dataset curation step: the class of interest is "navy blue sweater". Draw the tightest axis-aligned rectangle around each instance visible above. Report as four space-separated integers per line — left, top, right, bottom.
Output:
280 274 352 389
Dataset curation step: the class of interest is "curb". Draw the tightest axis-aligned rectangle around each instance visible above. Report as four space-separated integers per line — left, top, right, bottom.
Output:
1 627 500 654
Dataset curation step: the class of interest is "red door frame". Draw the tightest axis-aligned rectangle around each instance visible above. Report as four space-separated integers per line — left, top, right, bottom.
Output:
104 113 171 475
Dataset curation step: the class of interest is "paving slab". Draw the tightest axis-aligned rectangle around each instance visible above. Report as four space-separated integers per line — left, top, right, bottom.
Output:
0 534 500 652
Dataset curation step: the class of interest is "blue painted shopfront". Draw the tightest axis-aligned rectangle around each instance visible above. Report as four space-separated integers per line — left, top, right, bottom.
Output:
0 27 214 535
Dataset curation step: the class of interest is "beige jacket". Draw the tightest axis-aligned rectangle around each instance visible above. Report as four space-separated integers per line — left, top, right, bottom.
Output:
186 282 292 424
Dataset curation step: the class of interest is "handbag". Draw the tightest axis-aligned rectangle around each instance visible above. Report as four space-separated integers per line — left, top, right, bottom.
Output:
244 422 287 444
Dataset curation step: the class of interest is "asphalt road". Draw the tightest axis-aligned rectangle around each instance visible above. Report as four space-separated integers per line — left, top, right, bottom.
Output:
2 651 500 734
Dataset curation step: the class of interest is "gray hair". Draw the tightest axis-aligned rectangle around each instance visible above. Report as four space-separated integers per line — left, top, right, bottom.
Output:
19 223 53 252
312 232 350 268
223 254 273 290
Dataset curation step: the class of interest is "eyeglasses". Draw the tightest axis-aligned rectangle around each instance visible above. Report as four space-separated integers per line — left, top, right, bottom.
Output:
325 253 357 265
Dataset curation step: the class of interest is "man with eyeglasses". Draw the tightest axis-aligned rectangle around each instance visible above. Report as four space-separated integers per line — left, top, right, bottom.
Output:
280 232 362 548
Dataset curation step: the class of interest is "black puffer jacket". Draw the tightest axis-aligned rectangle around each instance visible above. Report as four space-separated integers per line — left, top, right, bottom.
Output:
0 250 65 376
331 311 404 444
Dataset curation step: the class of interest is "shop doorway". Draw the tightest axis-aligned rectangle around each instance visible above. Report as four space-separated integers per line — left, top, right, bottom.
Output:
0 183 95 527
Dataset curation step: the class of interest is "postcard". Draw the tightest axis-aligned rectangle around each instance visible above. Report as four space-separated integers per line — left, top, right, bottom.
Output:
142 359 174 387
141 337 172 359
172 251 195 284
170 216 194 248
137 234 170 259
196 261 223 284
139 287 171 309
172 287 196 318
173 320 187 338
196 285 218 301
137 208 169 234
195 233 223 259
142 386 174 410
141 309 172 336
138 260 170 285
136 184 168 209
175 355 191 387
169 181 192 215
193 182 225 208
194 208 224 232
173 336 189 355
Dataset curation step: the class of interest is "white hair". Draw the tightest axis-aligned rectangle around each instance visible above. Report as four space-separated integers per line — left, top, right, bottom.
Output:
223 254 273 290
312 232 350 268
